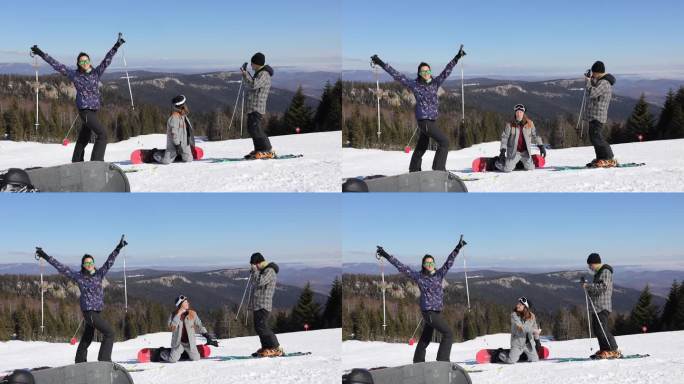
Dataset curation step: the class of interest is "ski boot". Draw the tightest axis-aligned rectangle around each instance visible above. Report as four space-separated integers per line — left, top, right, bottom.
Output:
595 159 618 168
586 159 599 168
258 346 284 357
251 347 264 357
244 150 257 160
254 151 276 160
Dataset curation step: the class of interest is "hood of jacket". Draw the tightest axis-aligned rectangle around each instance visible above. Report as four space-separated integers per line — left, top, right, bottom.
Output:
256 65 274 78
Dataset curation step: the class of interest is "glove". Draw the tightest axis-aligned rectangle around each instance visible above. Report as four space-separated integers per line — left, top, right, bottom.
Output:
456 45 466 60
202 332 219 347
35 247 48 260
115 33 126 48
538 145 546 158
117 235 128 250
499 148 506 162
454 235 467 251
370 55 385 67
30 45 44 57
376 246 389 259
175 144 183 154
584 69 592 79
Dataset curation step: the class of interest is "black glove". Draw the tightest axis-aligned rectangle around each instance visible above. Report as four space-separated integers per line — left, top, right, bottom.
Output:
538 145 546 158
35 247 48 260
115 33 126 48
30 45 44 57
241 62 248 71
203 332 219 347
499 148 506 162
584 69 592 79
455 45 466 60
376 246 389 259
370 55 385 67
454 235 467 251
175 144 183 154
117 235 128 250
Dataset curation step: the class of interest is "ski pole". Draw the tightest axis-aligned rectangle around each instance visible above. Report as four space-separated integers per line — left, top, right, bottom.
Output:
371 60 381 142
461 57 465 123
463 247 471 311
375 249 387 336
30 52 40 138
240 87 246 138
586 288 613 351
235 272 252 320
581 277 592 349
576 86 587 139
227 80 244 133
409 317 422 343
123 242 128 314
39 257 45 334
71 318 83 343
119 33 135 110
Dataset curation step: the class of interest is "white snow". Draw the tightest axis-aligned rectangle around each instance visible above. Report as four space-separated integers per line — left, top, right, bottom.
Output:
343 331 684 384
0 131 341 192
343 139 684 192
0 329 341 384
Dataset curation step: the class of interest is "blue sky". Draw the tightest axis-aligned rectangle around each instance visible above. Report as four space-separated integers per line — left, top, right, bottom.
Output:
0 0 341 71
0 194 340 267
343 0 684 78
342 194 684 269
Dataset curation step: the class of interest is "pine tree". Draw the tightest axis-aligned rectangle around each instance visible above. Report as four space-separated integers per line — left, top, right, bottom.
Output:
659 281 680 331
628 285 659 333
290 282 321 331
322 277 342 328
282 87 313 134
624 94 654 142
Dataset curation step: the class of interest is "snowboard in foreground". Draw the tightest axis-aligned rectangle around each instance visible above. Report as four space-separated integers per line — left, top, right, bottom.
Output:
345 171 468 192
365 361 472 384
2 362 134 384
23 162 130 192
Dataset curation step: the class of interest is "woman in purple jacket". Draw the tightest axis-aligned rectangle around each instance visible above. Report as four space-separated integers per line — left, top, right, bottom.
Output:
376 235 466 363
35 235 127 363
30 34 125 162
370 46 465 172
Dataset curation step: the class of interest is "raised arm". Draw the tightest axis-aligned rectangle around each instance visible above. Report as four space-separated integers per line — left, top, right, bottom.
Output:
433 45 466 86
96 235 127 277
94 42 121 77
31 46 75 80
371 54 414 90
35 247 79 281
435 235 466 279
377 246 420 282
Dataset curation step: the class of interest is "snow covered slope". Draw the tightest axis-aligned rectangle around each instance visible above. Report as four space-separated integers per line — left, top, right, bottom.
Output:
343 331 684 384
0 131 341 192
0 329 341 384
343 139 684 192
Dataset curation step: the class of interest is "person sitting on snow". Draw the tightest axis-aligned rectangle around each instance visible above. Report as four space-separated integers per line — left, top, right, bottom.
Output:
495 104 546 172
498 297 541 364
160 95 196 164
160 295 218 363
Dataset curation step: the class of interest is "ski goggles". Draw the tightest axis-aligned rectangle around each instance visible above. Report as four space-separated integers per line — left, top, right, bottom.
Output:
419 70 432 75
82 261 95 266
422 261 436 267
514 104 526 112
78 60 91 66
175 295 188 307
518 296 529 308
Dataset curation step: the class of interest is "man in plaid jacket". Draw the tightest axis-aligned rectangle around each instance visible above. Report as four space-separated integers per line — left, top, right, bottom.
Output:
249 252 282 357
241 53 275 159
584 61 617 168
583 252 621 359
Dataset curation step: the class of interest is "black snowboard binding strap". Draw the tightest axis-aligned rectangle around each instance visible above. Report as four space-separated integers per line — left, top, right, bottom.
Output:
0 168 38 193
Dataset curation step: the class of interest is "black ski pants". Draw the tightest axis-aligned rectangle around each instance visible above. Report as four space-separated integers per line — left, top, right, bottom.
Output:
409 119 449 172
592 310 618 351
247 112 272 152
73 109 108 162
254 309 280 349
588 119 614 160
413 311 454 363
76 310 116 363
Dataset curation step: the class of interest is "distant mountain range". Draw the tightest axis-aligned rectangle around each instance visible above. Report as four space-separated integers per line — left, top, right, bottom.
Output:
343 263 683 298
0 263 340 296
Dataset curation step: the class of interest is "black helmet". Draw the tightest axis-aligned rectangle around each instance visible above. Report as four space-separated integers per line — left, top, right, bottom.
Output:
7 370 35 384
343 369 373 384
1 168 34 192
342 178 369 192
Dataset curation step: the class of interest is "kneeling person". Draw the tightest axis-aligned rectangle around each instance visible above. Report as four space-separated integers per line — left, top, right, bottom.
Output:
496 104 545 172
161 295 217 363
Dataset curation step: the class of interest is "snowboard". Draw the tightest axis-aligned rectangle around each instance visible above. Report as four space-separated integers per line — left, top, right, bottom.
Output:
207 154 303 163
136 344 211 363
130 146 204 164
350 171 468 192
20 162 130 192
471 154 545 172
475 346 550 364
2 362 134 384
367 362 472 384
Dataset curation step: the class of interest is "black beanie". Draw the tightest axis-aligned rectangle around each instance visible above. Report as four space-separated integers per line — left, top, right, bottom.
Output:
587 253 601 264
591 61 605 73
251 52 266 66
417 62 431 76
250 252 265 265
172 94 186 107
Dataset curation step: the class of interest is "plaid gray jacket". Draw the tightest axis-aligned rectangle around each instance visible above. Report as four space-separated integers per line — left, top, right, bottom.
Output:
243 65 273 115
586 264 614 312
250 263 278 312
585 74 616 124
